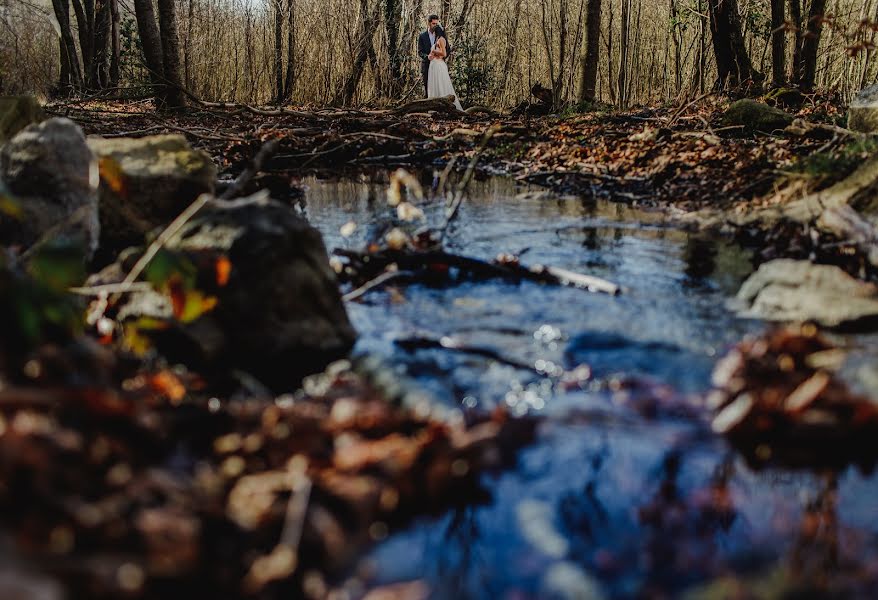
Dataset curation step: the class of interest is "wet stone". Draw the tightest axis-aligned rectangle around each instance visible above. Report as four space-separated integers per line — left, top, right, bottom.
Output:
735 259 878 328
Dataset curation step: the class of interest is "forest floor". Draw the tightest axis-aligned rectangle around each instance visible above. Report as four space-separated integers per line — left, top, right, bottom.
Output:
59 93 856 217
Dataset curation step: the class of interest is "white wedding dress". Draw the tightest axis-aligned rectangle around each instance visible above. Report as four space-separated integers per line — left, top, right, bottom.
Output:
427 44 463 111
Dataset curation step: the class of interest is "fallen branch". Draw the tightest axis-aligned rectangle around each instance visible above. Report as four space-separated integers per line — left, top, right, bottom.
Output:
334 248 620 296
393 95 460 116
395 335 539 373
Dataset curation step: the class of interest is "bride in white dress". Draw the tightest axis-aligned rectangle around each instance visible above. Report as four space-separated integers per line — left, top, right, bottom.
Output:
427 27 464 111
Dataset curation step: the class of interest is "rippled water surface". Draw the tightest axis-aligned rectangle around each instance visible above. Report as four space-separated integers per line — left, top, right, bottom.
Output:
299 171 878 599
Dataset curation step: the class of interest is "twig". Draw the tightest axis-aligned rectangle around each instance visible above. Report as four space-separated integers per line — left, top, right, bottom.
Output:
342 270 415 302
441 125 502 236
394 335 539 373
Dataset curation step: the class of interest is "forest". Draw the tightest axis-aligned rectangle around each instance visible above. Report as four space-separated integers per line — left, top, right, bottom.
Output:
1 0 878 598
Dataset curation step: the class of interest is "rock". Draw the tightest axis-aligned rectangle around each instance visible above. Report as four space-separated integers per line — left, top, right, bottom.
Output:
0 96 45 143
87 134 215 256
540 562 607 600
107 191 356 389
848 84 878 133
0 118 99 255
721 99 794 132
736 259 878 328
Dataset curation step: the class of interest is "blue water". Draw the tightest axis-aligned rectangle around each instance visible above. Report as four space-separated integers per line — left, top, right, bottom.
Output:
300 171 878 599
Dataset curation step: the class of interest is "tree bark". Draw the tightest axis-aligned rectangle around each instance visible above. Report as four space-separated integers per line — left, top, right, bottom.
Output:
579 0 601 102
51 0 83 91
618 0 630 106
796 0 827 90
132 0 166 102
283 0 296 101
156 0 187 107
707 0 760 88
385 0 402 94
770 0 785 86
334 0 380 106
274 0 284 103
789 0 802 81
92 0 112 88
110 0 121 87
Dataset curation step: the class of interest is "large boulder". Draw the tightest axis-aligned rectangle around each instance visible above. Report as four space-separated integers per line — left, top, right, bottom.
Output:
87 134 215 256
736 259 878 329
848 84 878 133
0 118 98 255
0 96 45 144
721 99 794 133
103 192 356 389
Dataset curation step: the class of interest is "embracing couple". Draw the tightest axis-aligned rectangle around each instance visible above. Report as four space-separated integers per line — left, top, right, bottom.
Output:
418 15 463 111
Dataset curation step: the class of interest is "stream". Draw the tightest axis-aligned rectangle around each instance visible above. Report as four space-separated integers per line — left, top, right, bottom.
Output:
298 170 878 599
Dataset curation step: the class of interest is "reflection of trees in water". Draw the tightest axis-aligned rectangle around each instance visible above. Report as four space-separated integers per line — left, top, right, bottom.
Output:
786 470 878 595
433 506 497 599
636 451 738 594
791 472 840 590
683 235 718 283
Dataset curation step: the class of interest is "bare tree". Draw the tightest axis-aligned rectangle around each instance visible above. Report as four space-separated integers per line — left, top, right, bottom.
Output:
50 0 83 91
283 0 296 101
770 0 785 86
796 0 827 89
580 0 601 101
274 0 284 102
157 0 187 106
133 0 166 100
707 0 760 88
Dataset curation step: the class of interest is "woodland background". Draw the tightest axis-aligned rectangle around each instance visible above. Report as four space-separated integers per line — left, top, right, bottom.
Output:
1 0 877 109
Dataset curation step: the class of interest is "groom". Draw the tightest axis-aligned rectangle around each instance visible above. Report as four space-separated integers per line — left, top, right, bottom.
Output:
417 15 449 97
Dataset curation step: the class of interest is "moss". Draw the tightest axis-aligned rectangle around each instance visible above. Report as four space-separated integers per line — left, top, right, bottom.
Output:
721 99 794 132
788 136 878 188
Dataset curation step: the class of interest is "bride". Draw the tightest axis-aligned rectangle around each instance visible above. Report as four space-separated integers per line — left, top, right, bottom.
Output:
427 27 463 111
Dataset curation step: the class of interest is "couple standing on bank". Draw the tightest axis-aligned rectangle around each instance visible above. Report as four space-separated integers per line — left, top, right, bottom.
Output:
417 14 464 111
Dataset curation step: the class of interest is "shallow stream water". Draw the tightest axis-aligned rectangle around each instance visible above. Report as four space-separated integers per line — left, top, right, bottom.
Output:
298 171 878 599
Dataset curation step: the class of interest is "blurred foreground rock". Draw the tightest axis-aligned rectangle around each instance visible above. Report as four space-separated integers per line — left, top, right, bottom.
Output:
0 118 98 255
98 192 356 389
87 134 215 256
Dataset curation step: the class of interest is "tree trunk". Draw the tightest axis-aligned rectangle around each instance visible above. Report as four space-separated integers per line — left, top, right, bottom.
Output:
556 0 569 106
92 0 112 88
110 0 121 87
618 0 630 106
58 38 71 91
51 0 83 91
156 0 187 107
770 0 785 86
132 0 165 102
580 0 601 102
707 0 760 88
334 0 380 106
283 0 296 101
789 0 802 81
796 0 827 90
385 0 402 94
274 0 284 103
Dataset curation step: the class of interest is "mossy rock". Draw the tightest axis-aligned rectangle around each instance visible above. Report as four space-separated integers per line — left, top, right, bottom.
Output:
762 87 804 110
87 134 216 258
0 96 46 144
849 84 878 133
721 99 794 133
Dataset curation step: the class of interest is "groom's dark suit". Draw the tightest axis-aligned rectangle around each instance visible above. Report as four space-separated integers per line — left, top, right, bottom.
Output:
418 30 450 97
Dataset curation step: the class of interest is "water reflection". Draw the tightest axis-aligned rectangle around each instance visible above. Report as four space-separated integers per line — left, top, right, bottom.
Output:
296 170 878 599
